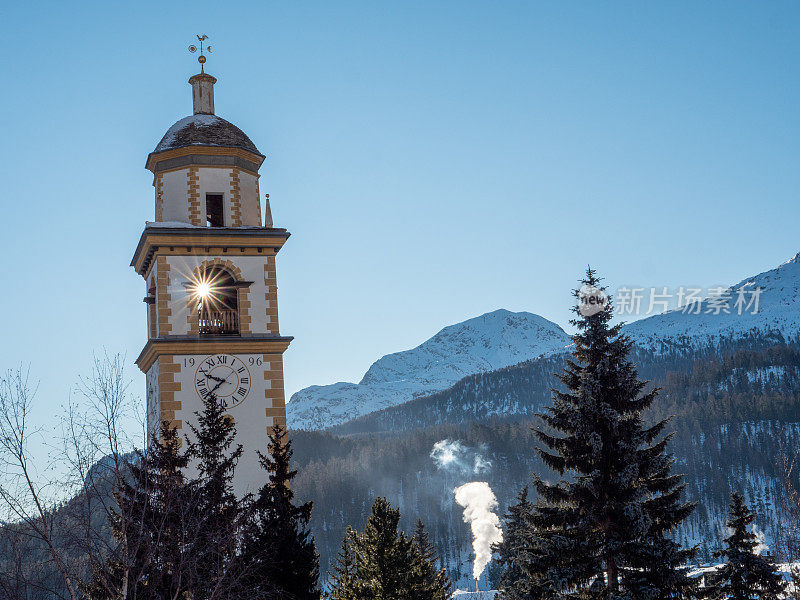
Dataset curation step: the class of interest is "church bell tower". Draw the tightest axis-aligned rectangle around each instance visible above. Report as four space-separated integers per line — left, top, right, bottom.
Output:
131 59 292 493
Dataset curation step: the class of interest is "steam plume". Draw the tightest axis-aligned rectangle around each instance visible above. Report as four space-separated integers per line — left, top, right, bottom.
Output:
454 481 503 581
753 524 768 555
431 439 491 475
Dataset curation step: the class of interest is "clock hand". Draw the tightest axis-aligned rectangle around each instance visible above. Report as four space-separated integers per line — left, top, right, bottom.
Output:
199 369 226 383
210 377 229 393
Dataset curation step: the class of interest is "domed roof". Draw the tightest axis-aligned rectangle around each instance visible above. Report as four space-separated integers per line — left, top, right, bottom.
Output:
153 113 262 156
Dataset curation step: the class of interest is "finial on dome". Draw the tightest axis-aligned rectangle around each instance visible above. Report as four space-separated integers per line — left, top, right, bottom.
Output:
187 35 216 114
188 34 212 73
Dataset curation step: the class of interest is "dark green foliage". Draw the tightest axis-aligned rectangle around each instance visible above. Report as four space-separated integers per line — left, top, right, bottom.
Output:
327 498 450 600
494 487 546 600
88 396 323 600
308 336 800 579
787 567 800 600
410 520 451 600
240 424 320 600
710 493 786 600
351 497 416 599
529 268 696 598
624 537 703 600
493 487 527 598
187 392 244 599
286 416 800 581
327 528 358 600
3 340 799 594
85 420 195 600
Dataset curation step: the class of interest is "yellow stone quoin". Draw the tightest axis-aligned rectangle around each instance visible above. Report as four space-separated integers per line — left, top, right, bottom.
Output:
132 69 292 495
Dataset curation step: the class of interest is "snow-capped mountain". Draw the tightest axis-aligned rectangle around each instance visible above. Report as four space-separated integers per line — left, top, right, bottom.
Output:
286 310 571 430
288 252 800 432
625 252 800 350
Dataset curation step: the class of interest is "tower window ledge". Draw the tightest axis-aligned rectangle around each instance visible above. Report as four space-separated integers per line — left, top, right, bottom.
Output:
146 220 202 228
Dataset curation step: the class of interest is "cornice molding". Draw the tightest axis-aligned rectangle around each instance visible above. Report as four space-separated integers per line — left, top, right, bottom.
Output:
136 335 293 372
146 145 265 173
130 227 290 276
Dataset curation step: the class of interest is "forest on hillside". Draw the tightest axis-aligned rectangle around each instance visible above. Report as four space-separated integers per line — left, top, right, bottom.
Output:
291 340 800 584
330 332 800 435
1 341 799 592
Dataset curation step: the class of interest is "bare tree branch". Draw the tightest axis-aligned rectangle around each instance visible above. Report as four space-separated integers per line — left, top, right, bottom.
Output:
0 366 79 600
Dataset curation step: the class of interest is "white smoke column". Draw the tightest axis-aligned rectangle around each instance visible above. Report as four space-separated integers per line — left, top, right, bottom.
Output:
454 481 503 582
752 524 768 555
431 439 491 475
431 439 465 470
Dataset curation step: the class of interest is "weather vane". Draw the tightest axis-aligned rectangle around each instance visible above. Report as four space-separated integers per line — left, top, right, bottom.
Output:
188 34 212 73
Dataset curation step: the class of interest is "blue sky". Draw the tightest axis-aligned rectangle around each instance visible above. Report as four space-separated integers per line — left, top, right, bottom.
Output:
1 1 799 431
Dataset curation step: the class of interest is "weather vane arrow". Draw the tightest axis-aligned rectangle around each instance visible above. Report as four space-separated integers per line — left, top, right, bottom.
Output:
188 34 212 73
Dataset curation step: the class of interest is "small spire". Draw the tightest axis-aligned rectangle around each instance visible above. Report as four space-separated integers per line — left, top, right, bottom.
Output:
187 35 216 114
264 193 274 227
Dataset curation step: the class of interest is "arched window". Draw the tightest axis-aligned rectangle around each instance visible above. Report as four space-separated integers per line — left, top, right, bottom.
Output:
194 267 239 335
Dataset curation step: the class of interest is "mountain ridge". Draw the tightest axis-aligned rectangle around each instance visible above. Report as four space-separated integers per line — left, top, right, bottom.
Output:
286 309 571 430
288 252 800 431
624 251 800 352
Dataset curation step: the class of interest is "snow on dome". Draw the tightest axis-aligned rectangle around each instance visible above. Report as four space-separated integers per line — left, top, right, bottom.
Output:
152 114 261 155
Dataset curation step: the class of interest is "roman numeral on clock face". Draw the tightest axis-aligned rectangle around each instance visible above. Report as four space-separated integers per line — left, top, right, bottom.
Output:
194 354 252 408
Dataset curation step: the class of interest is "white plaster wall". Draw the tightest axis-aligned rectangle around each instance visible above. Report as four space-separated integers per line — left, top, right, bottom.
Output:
156 167 263 227
164 255 271 335
160 169 191 223
145 278 153 337
150 261 164 337
239 171 261 226
197 168 231 225
146 361 160 442
170 353 280 496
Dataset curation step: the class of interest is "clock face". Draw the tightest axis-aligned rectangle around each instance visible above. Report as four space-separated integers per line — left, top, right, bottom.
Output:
195 354 252 409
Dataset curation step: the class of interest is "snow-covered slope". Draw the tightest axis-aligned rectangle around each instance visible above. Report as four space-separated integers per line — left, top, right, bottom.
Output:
625 252 800 350
288 252 800 431
286 310 570 430
451 592 498 599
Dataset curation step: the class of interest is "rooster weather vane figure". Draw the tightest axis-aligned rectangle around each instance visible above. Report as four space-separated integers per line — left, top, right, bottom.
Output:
188 34 212 73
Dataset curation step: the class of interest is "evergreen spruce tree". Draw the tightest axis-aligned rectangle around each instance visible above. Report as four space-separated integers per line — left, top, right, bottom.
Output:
351 497 415 600
240 424 320 600
327 497 418 600
493 487 561 600
710 492 786 600
187 392 244 600
788 567 800 600
531 268 697 599
329 499 449 600
86 421 193 600
410 520 451 600
494 487 541 600
327 528 358 600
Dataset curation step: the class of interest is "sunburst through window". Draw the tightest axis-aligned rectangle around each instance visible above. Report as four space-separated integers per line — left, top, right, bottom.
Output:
191 267 239 335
